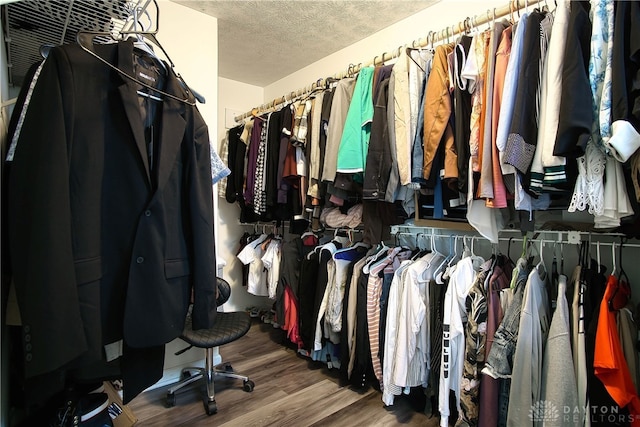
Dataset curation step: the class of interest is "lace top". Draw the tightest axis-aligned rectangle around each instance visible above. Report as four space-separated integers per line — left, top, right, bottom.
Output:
570 0 613 216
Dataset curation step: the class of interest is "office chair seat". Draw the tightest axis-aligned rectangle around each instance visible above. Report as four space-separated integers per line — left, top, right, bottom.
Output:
166 278 254 415
181 307 251 348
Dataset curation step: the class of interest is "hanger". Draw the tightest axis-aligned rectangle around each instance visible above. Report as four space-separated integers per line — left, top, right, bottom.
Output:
39 43 55 59
307 227 350 260
363 245 395 274
609 238 631 311
370 241 390 260
77 30 197 105
520 235 527 259
430 233 444 259
334 241 371 260
507 236 516 264
76 1 203 105
509 0 516 23
464 17 471 35
535 239 547 274
407 44 428 73
126 7 167 74
610 241 617 276
433 235 453 277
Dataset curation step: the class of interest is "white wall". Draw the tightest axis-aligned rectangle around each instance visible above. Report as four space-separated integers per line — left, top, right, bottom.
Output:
216 77 270 313
264 0 504 100
152 0 221 389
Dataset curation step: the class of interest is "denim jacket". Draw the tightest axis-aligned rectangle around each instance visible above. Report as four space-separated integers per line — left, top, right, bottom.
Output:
482 260 529 379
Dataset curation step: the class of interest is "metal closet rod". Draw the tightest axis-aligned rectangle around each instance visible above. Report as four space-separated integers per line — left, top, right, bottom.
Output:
234 0 545 123
240 221 364 233
392 232 640 250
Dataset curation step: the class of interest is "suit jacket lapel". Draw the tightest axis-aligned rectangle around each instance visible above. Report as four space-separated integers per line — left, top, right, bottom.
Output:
117 40 151 185
156 74 186 191
115 40 190 192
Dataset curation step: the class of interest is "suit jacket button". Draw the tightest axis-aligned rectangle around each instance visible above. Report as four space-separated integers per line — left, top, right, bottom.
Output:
25 354 32 362
25 343 32 351
144 210 151 217
136 256 145 264
24 334 31 342
23 325 30 333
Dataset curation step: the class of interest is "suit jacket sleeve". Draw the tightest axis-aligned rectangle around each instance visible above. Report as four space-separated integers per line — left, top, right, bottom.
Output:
189 109 218 330
8 48 90 378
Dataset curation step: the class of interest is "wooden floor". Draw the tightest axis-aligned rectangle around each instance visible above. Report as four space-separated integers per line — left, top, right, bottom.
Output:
128 320 440 426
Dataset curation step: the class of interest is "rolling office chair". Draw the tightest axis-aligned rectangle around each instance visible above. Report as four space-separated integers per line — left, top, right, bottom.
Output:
165 277 254 415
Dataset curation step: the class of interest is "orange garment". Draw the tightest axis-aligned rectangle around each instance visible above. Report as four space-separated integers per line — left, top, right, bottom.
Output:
422 43 455 180
283 284 303 348
594 275 640 426
486 26 512 209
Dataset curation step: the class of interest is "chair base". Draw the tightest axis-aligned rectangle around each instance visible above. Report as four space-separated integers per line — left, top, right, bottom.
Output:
165 348 254 415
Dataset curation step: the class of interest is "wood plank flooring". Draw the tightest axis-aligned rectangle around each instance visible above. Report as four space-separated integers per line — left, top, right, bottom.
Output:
128 320 440 426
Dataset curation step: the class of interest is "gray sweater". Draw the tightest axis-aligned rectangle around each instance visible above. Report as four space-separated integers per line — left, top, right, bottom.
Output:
540 276 579 427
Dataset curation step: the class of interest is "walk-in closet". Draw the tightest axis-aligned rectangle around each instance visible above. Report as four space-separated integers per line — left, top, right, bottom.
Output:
2 0 640 426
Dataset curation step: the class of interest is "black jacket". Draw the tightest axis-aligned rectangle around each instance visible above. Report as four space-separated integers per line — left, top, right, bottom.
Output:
7 40 217 402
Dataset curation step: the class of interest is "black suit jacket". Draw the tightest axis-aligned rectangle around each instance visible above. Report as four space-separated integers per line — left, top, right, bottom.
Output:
8 40 217 402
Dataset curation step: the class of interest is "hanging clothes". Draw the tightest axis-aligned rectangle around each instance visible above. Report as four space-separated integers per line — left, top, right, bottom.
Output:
337 66 375 174
478 21 508 201
607 0 640 164
570 262 590 424
536 0 571 193
486 25 512 209
507 262 551 426
322 77 356 183
482 259 530 424
502 9 548 176
237 233 270 297
382 250 444 406
540 275 579 427
454 35 473 194
478 256 514 427
439 253 484 427
458 259 493 426
422 42 456 183
594 274 640 425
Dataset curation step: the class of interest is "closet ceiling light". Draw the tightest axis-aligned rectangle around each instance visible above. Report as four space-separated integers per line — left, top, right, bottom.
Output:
172 0 440 87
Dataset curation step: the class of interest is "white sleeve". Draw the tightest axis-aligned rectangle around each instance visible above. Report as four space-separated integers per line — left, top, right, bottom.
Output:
439 281 454 427
382 268 403 406
237 243 256 265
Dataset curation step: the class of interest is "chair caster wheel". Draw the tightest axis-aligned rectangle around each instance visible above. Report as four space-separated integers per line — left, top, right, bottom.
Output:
205 399 217 415
224 363 233 372
166 392 176 408
243 379 255 392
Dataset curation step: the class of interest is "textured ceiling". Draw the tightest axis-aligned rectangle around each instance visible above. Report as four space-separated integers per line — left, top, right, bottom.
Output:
172 0 439 87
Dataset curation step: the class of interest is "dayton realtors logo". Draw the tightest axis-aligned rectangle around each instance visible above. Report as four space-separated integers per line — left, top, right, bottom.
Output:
529 401 639 424
529 400 560 422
